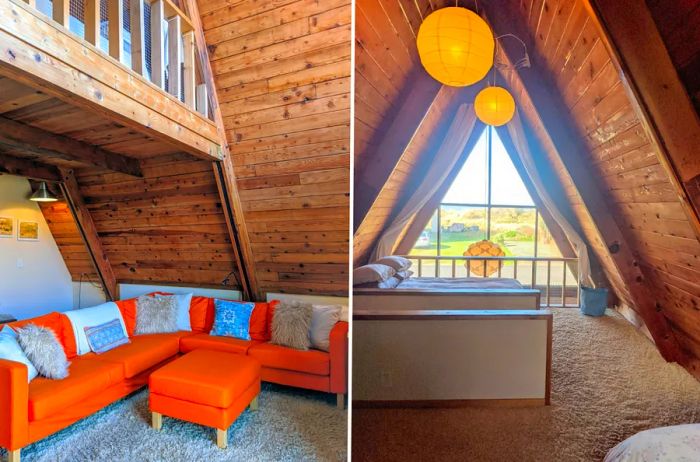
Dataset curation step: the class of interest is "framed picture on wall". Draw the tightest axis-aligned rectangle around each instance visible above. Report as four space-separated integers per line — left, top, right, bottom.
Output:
18 221 39 241
0 217 13 238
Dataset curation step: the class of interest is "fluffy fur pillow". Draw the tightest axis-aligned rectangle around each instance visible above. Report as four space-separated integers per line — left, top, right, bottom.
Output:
353 264 395 285
135 295 178 335
271 300 313 350
16 324 70 380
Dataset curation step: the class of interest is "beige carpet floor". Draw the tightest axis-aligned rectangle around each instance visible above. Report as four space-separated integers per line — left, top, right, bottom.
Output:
352 309 700 462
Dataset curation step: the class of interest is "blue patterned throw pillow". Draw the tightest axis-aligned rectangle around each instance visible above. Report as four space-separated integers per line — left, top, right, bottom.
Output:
211 300 256 340
84 318 130 354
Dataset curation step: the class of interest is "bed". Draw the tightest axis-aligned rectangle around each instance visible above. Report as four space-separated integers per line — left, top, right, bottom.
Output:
605 424 700 461
354 276 541 310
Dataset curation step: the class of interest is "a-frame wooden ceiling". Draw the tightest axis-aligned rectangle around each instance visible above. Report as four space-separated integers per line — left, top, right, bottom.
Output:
1 0 351 301
355 0 700 377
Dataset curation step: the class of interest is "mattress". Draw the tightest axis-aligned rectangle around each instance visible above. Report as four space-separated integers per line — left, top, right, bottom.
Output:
396 277 524 290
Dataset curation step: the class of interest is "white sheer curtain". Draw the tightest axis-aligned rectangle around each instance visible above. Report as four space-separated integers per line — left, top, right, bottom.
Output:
505 110 593 286
370 104 477 262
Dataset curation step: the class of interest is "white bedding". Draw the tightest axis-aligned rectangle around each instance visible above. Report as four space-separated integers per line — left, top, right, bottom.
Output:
605 424 700 461
396 277 524 290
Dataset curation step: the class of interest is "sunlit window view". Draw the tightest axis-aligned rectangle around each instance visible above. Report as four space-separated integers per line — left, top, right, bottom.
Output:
409 126 577 304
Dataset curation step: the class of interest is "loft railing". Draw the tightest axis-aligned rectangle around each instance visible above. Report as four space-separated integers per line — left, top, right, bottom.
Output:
23 0 210 118
398 255 581 308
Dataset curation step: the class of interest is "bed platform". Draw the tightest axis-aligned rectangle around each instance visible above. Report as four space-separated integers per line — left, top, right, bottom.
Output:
354 277 541 310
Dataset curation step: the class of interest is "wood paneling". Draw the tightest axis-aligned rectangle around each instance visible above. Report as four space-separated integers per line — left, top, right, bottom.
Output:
493 0 700 370
197 0 351 296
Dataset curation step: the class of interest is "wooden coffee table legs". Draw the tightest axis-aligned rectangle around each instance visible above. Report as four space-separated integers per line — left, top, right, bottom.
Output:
216 429 228 449
152 412 162 431
152 394 259 450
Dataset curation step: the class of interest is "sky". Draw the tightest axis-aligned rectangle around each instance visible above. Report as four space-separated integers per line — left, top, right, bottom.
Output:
441 127 535 207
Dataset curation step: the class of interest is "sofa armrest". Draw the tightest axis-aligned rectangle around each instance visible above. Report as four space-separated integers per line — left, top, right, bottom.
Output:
329 321 348 394
0 359 29 450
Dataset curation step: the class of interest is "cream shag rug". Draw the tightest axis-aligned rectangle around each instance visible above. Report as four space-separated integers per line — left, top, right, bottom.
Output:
1 384 347 462
353 309 700 462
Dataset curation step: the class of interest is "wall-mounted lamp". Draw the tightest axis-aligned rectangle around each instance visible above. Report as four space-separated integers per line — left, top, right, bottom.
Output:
29 182 58 202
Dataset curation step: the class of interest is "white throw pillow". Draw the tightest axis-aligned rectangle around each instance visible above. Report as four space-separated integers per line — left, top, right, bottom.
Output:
0 326 38 382
353 264 395 285
309 305 341 352
155 293 193 331
339 305 349 322
375 256 412 272
64 302 128 355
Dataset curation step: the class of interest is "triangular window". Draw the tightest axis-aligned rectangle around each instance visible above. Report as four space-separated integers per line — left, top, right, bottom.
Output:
410 126 563 261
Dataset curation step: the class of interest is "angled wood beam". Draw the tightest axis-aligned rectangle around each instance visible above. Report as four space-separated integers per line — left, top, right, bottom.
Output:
0 0 222 160
181 0 260 300
582 0 700 241
484 6 685 364
0 116 143 177
354 70 442 230
59 169 118 301
0 153 60 181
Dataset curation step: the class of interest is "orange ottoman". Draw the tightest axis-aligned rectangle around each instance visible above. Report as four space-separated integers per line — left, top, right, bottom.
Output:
148 349 261 448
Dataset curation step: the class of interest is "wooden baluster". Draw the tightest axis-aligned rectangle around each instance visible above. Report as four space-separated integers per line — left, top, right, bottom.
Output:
53 0 70 26
85 0 100 46
195 83 208 117
150 0 165 88
183 31 196 108
418 258 422 277
451 259 456 278
167 15 182 98
23 0 36 8
546 260 552 307
108 0 124 61
130 0 146 74
562 261 567 307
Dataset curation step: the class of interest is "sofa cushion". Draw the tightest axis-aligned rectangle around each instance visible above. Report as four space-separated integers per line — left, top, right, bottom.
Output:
9 313 77 359
28 358 123 421
115 298 137 337
189 296 215 334
248 343 330 376
84 333 183 378
180 333 258 355
150 349 260 409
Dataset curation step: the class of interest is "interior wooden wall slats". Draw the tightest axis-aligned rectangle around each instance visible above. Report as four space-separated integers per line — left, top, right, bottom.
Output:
197 0 351 296
512 0 700 370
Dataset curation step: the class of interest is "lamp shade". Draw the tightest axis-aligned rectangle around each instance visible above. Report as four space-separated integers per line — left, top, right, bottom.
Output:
474 86 516 126
416 7 495 87
30 182 57 202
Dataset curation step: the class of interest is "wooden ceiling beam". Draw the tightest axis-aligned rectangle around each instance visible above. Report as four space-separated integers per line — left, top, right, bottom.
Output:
0 152 60 181
59 169 118 301
0 116 143 177
484 5 685 364
582 0 700 243
353 70 442 231
0 0 222 161
181 0 259 301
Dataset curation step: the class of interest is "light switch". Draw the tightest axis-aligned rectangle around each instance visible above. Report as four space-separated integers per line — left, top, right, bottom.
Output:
16 258 23 269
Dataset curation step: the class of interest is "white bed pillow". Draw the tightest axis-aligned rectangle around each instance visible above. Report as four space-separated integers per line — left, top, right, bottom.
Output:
155 293 193 331
353 264 395 285
375 256 412 272
605 424 700 461
64 302 128 355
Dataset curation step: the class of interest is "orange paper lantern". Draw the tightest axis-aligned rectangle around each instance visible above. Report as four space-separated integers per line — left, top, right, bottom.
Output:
474 86 516 126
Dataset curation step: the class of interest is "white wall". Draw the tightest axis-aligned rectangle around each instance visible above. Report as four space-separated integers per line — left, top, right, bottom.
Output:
72 281 107 309
0 175 73 319
119 283 241 300
266 292 349 306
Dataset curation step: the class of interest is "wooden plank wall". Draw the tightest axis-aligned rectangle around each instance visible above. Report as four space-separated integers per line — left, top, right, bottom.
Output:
197 0 352 296
40 154 240 287
512 0 700 370
647 0 700 118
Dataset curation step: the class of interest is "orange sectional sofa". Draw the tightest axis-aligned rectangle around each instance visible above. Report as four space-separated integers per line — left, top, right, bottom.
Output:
0 296 348 460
